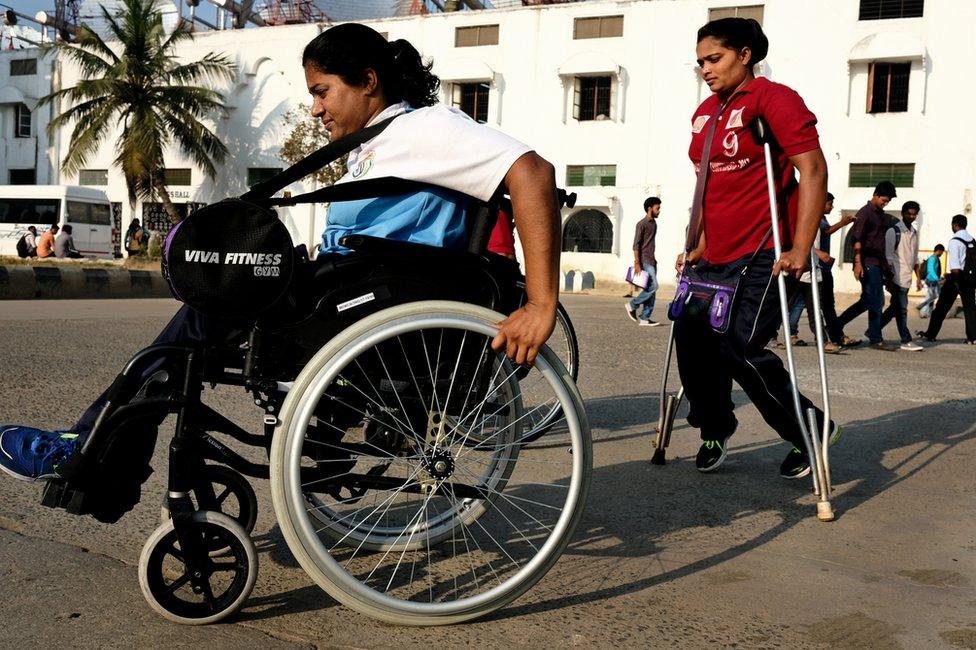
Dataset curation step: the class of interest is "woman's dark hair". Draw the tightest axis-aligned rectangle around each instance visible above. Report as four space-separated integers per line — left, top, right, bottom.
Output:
696 17 768 70
302 24 440 108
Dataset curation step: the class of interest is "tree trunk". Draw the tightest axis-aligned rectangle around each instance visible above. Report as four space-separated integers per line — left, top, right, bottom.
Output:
152 176 182 225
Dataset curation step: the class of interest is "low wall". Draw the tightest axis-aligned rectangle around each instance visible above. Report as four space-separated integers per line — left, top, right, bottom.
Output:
0 265 171 300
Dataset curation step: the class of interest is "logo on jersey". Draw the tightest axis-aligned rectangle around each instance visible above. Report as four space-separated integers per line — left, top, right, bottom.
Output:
691 115 710 134
726 107 744 129
722 131 739 158
351 150 375 179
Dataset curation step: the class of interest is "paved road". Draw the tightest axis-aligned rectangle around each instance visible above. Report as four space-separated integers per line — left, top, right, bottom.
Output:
0 296 974 649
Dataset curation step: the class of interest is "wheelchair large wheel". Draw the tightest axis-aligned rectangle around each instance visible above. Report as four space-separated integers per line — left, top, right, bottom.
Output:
270 301 591 625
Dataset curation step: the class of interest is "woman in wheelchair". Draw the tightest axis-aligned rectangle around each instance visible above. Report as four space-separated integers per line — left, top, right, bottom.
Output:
2 25 591 625
1 26 563 507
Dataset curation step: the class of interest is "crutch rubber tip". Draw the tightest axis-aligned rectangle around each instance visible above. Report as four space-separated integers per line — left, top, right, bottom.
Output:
651 449 667 465
816 501 835 521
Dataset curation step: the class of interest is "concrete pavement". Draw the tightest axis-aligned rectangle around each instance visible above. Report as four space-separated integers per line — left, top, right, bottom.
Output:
0 295 974 649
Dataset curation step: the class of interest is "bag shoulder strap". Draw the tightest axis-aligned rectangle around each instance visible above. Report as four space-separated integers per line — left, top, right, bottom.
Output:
240 115 399 201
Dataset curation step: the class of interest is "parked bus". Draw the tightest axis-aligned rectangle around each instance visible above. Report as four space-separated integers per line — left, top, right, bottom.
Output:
0 185 115 259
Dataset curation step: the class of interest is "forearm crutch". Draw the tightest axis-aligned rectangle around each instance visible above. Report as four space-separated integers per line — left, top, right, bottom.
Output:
652 322 684 465
754 117 836 522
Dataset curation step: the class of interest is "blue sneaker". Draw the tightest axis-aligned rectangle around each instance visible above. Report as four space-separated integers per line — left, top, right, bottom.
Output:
0 425 80 481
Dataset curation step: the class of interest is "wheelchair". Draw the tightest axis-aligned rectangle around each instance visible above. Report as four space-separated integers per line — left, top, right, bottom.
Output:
39 181 592 626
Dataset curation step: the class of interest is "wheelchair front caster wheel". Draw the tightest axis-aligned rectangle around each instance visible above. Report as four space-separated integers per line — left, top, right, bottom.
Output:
160 465 258 536
139 511 258 625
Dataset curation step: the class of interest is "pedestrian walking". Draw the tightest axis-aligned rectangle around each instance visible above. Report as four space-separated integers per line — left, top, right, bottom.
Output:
917 215 976 344
836 181 899 351
625 196 663 326
917 244 945 318
672 17 837 479
878 201 923 350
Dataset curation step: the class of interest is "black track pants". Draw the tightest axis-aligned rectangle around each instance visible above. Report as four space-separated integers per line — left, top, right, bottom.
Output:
674 250 825 449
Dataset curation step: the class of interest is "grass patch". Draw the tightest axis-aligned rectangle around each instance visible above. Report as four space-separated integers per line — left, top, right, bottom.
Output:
0 255 161 272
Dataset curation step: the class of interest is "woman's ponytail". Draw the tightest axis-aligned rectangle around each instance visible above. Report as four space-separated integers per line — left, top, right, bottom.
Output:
386 39 440 108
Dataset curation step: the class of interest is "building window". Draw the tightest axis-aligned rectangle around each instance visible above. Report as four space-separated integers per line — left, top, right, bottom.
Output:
15 104 31 138
849 163 915 188
451 82 490 123
562 209 613 253
573 76 612 121
10 58 38 76
858 0 924 20
247 167 282 187
455 25 499 47
573 15 623 39
163 168 192 185
867 62 910 113
9 169 36 185
79 169 109 186
566 165 616 187
0 198 59 223
708 5 765 23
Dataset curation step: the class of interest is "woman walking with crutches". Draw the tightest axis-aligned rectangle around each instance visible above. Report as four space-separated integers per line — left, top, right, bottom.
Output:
670 17 838 481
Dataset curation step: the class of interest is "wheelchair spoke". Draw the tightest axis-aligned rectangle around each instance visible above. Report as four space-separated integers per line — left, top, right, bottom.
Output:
453 464 555 535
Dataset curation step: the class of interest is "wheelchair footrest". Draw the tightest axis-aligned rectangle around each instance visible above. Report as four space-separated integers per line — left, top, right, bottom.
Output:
40 471 148 524
41 479 87 516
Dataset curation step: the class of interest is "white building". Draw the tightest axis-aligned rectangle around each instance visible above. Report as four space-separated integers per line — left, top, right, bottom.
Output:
26 0 976 291
0 48 58 186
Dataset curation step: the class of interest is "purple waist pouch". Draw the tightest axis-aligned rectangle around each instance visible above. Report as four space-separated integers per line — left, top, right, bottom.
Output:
667 266 741 334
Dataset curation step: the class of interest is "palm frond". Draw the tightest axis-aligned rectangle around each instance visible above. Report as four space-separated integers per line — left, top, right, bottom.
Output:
157 105 228 177
59 100 119 175
165 53 237 87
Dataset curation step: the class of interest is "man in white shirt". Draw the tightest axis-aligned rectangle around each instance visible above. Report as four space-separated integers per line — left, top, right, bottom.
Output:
880 201 922 350
918 214 976 344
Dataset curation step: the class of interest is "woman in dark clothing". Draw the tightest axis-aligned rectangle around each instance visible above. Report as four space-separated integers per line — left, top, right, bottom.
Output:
674 17 837 478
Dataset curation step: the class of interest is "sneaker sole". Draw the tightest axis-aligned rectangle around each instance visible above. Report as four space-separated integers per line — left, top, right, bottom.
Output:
623 304 638 323
0 461 35 482
781 465 812 480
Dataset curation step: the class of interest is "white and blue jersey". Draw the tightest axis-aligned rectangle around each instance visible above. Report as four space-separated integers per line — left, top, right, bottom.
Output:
321 102 532 255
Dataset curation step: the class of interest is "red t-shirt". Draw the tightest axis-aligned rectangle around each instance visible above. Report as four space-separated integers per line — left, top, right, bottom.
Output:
688 76 820 265
487 205 517 257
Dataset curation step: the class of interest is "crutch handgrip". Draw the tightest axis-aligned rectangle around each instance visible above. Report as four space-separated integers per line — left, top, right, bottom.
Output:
750 116 774 146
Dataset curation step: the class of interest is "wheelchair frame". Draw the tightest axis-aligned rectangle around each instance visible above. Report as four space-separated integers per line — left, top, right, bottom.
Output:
40 190 591 627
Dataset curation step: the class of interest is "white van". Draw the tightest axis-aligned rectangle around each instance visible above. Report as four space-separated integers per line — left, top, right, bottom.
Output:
0 185 115 259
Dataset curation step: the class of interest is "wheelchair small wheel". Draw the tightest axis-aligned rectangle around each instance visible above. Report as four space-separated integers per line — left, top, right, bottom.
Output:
139 511 257 625
160 465 259 537
271 300 591 625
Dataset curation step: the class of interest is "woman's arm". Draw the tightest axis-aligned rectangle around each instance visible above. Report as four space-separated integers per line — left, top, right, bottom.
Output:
491 151 560 366
774 148 828 278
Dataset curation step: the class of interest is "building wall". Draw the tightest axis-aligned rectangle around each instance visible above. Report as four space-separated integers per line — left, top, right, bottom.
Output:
0 49 57 186
50 0 975 292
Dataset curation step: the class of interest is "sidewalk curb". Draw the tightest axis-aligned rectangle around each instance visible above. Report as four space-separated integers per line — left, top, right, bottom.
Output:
0 265 170 300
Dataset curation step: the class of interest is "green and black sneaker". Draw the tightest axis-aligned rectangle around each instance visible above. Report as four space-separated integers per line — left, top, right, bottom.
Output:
695 438 729 473
779 447 811 479
780 424 843 480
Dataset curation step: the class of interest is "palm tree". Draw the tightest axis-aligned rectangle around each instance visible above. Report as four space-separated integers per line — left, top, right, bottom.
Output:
39 0 236 224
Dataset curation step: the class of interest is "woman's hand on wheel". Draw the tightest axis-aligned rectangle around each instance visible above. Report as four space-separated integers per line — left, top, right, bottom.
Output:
492 301 557 366
773 249 808 279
